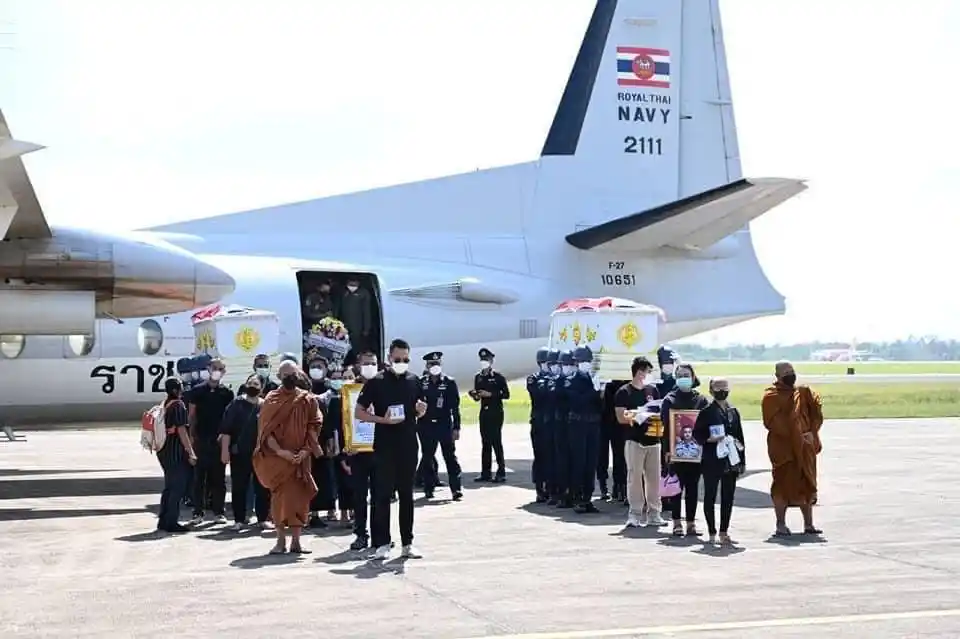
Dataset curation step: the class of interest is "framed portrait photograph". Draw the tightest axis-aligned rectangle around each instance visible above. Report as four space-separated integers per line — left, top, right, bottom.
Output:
340 382 375 453
669 409 702 463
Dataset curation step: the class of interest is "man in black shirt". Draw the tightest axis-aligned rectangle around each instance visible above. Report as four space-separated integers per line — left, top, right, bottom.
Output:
355 338 427 560
348 349 381 551
187 358 235 525
614 356 664 528
220 375 270 531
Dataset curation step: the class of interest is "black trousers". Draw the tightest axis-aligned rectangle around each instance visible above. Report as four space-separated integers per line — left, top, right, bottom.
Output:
668 463 702 522
597 418 626 488
371 443 418 548
421 426 462 492
335 457 353 510
229 454 269 523
702 470 737 534
310 456 336 512
158 456 190 530
192 439 226 516
350 453 377 538
415 435 439 484
478 406 505 476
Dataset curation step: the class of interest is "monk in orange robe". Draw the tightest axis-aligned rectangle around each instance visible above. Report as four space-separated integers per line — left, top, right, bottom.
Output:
761 361 824 537
253 360 322 554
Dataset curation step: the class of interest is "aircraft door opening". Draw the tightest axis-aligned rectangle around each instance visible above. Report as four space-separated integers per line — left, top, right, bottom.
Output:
295 271 384 366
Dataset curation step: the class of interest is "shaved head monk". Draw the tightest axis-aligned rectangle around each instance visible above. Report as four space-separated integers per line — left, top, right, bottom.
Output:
253 360 322 554
761 361 824 537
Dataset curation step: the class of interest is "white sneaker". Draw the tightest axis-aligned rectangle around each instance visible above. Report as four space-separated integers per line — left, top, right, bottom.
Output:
213 515 227 525
625 513 640 528
371 545 391 561
227 522 244 532
637 512 649 527
647 512 666 526
401 545 422 559
189 514 204 526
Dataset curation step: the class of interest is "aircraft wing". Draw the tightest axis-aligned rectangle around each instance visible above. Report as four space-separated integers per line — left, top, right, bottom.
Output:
0 109 51 240
565 178 806 254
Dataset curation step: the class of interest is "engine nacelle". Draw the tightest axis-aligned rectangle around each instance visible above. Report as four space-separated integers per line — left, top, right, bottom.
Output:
0 226 235 321
0 288 95 335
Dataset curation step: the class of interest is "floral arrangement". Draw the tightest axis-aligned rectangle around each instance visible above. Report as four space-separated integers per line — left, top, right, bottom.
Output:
312 317 349 341
303 316 352 363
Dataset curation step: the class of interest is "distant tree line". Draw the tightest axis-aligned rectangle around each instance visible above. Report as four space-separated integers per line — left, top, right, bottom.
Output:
671 337 960 361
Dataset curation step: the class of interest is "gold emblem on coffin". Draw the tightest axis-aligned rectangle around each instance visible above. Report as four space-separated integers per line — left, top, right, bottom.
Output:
617 321 642 350
195 330 216 352
234 326 261 353
558 327 569 343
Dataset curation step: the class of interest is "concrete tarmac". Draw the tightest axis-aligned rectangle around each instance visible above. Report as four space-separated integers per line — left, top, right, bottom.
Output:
2 419 960 638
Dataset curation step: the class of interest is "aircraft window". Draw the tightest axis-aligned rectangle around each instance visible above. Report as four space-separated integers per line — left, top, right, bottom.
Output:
138 319 164 356
0 334 24 359
68 334 95 357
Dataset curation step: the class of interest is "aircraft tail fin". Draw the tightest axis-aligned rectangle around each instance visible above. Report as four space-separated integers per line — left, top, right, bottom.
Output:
530 0 804 250
0 109 51 240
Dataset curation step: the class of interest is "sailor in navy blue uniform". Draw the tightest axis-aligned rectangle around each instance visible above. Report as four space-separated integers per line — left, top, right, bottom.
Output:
543 348 561 504
470 348 510 482
553 349 575 508
527 347 551 503
418 351 464 500
567 345 602 514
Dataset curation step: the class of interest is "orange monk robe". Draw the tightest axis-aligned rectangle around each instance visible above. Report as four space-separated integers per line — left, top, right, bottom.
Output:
253 387 323 527
761 383 823 506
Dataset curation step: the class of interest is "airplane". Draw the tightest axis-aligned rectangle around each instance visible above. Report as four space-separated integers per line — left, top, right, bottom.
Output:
0 0 807 427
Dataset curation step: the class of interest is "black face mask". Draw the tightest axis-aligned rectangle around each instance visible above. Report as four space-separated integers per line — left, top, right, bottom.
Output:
246 387 261 397
712 390 729 401
167 390 181 400
780 373 796 387
281 376 297 390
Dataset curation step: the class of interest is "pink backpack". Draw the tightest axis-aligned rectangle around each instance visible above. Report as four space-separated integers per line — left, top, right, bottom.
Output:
658 473 681 498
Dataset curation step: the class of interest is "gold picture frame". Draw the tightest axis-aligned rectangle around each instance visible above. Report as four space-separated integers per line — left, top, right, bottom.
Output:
669 409 702 463
341 382 375 453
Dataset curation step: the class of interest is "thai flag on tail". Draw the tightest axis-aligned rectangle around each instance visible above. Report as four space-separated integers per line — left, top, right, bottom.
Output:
616 46 670 88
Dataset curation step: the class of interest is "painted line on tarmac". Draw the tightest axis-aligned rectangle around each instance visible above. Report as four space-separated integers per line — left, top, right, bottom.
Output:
459 608 960 638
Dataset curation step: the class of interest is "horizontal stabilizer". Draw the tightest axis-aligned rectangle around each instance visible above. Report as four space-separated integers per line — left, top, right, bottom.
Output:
565 178 806 253
0 109 51 241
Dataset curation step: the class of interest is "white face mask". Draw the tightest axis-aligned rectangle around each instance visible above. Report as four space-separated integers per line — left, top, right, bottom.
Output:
549 364 561 375
561 365 576 376
210 370 223 382
662 364 675 375
360 364 377 379
199 370 210 380
479 360 491 370
255 366 269 377
577 362 592 373
309 368 325 380
347 285 358 293
428 365 442 376
392 362 409 375
180 373 191 382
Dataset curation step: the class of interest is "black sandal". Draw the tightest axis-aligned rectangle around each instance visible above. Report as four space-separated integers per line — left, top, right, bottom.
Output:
269 545 286 555
774 526 792 537
290 545 312 554
803 526 823 535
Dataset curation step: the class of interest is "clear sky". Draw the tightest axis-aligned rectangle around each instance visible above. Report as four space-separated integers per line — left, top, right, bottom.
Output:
2 0 958 345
